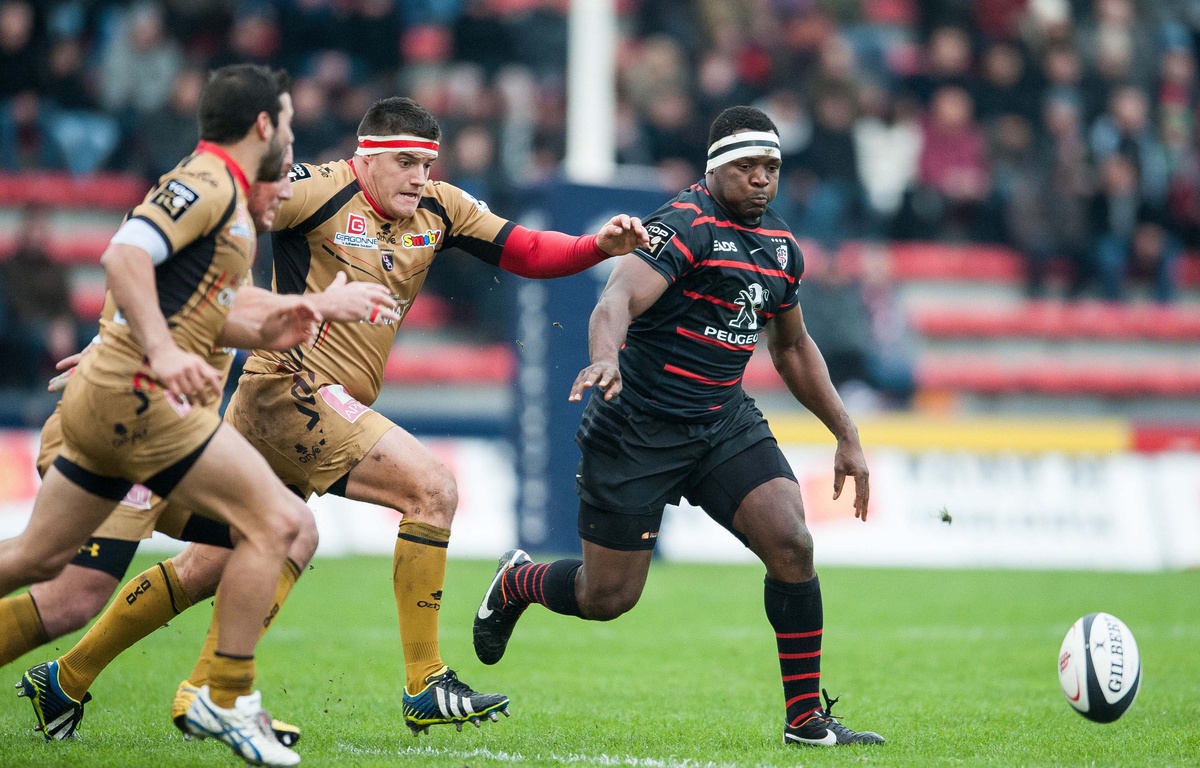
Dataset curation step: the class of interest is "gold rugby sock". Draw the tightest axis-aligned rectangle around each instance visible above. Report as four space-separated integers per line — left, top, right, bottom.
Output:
58 561 192 701
188 559 301 687
0 593 49 667
208 653 255 708
393 520 450 691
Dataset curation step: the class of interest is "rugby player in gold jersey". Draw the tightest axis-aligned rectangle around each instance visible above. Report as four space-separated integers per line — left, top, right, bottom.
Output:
14 95 648 740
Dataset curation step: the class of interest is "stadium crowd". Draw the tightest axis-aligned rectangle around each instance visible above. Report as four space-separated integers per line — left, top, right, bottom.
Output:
2 0 1200 395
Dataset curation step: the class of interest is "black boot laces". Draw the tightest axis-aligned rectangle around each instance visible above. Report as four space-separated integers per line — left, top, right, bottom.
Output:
435 669 478 697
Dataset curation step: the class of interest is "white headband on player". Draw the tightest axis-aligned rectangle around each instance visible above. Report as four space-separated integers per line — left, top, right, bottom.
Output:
704 130 781 172
355 134 440 157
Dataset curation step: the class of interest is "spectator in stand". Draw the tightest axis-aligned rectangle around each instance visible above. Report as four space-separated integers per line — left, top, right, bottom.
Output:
40 37 120 175
977 42 1041 126
0 0 46 171
853 85 922 239
99 3 182 127
1041 41 1106 125
0 206 78 390
1079 0 1157 89
289 77 343 161
905 26 976 106
1090 153 1180 302
911 85 990 240
1009 96 1095 298
1090 85 1171 205
136 68 204 181
796 88 861 250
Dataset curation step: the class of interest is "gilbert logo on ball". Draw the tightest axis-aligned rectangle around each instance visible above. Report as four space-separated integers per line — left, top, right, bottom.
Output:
1058 612 1141 723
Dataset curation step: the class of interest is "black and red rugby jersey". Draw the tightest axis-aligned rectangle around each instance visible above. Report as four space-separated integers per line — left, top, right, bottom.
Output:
620 180 805 421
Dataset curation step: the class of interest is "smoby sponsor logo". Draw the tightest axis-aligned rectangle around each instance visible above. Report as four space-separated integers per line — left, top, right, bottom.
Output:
335 212 378 249
400 229 442 248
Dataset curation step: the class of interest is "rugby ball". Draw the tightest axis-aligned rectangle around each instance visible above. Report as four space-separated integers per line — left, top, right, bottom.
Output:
1058 612 1141 723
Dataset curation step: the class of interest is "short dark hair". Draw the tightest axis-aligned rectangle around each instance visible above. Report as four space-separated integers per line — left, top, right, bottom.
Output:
198 64 290 143
707 106 779 148
357 97 441 142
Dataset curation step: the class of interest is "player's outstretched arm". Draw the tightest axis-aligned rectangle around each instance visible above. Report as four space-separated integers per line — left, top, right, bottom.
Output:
495 216 650 279
570 254 668 402
218 287 322 350
766 305 870 520
306 271 400 324
101 242 223 406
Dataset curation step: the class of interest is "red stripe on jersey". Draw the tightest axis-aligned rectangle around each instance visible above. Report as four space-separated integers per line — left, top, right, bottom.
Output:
663 363 742 387
676 326 755 351
690 216 799 243
671 235 696 264
705 259 795 282
682 289 739 311
670 201 703 214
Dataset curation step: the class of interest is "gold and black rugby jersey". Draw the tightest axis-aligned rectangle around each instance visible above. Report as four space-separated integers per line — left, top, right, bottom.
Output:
87 143 255 388
247 158 515 404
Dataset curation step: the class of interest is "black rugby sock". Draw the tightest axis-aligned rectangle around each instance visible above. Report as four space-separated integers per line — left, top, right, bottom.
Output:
765 575 824 726
503 559 584 617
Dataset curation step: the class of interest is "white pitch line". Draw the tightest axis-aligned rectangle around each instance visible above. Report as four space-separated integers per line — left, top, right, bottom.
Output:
341 744 777 768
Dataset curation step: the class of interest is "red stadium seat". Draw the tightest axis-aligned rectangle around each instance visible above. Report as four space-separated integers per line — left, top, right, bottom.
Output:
383 342 514 385
912 301 1200 342
0 173 145 210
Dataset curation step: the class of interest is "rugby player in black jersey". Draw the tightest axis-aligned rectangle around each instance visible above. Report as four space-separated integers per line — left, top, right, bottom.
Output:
473 106 884 748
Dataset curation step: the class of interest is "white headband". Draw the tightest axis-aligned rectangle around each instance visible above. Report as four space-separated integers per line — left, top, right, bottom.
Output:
705 130 781 172
355 134 440 157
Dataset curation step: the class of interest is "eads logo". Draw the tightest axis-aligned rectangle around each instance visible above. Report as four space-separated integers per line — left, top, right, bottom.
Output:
334 213 378 249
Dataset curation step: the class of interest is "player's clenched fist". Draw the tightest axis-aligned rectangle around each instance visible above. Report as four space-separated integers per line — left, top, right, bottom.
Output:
260 298 323 350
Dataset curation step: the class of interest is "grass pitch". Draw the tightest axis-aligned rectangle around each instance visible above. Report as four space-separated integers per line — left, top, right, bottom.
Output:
1 556 1196 767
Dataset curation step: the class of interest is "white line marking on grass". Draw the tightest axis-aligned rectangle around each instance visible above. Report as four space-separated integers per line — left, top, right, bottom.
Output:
343 745 774 768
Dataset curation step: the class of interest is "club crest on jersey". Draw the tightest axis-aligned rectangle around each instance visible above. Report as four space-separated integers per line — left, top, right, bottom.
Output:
729 283 768 331
335 212 378 249
638 221 678 260
400 229 442 248
381 250 394 271
776 243 788 269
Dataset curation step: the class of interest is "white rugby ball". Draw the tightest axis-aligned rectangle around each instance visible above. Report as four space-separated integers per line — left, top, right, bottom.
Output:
1058 612 1141 723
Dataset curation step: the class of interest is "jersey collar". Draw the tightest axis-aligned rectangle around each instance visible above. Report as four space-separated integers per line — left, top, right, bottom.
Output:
196 141 250 196
348 157 391 219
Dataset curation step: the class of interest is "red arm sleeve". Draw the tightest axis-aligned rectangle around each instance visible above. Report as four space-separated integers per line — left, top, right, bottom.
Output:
497 225 609 279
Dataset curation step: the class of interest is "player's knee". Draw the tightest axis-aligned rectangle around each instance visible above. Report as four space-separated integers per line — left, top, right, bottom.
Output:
403 460 458 523
55 584 111 634
254 495 304 550
763 526 815 578
288 508 319 568
172 547 224 603
582 583 641 621
23 549 74 584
